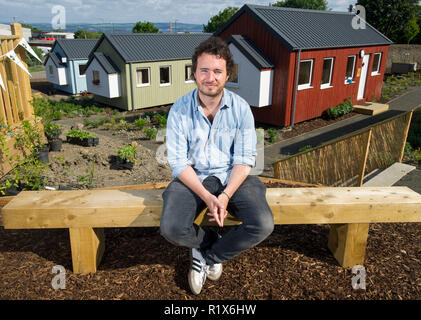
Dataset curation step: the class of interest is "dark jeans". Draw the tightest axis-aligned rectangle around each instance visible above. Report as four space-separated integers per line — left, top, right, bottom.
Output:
160 175 274 265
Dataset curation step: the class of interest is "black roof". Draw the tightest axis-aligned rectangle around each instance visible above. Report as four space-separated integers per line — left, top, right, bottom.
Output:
87 52 120 74
54 39 98 60
227 35 275 69
216 4 393 51
43 52 64 67
91 33 212 63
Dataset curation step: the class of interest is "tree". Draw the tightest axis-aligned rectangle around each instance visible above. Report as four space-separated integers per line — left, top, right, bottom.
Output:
74 30 103 39
271 0 328 10
357 0 420 44
132 21 159 33
26 46 44 67
21 23 43 33
203 7 239 33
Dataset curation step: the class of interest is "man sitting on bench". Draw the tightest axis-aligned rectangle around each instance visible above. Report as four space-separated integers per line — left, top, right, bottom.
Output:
159 37 274 295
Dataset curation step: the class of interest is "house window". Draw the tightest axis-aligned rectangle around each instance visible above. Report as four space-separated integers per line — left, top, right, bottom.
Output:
228 63 239 85
160 66 171 86
185 64 193 82
49 65 54 75
136 67 150 87
298 59 313 90
371 53 382 75
93 70 100 85
79 64 87 76
345 55 356 84
321 57 334 89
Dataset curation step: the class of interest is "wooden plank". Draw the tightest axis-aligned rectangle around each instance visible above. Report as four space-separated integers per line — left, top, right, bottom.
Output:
6 39 23 123
0 36 20 40
0 39 14 126
328 223 370 268
399 110 413 163
69 227 105 274
2 187 421 229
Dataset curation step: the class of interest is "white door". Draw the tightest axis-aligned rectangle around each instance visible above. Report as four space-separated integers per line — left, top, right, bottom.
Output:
357 54 370 100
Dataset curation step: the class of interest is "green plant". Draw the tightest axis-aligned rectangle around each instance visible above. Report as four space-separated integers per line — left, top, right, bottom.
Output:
66 129 97 139
44 120 62 139
267 128 278 143
11 156 48 191
324 100 353 120
134 118 148 130
298 145 313 153
144 127 157 140
77 160 95 189
414 148 421 161
117 144 137 164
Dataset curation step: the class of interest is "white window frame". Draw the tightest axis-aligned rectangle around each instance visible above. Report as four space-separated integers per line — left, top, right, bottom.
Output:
136 67 151 87
371 53 382 76
185 64 194 83
159 65 171 87
345 55 356 84
321 57 334 89
297 59 313 90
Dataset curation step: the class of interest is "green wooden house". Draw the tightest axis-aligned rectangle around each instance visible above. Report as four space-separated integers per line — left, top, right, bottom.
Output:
85 33 211 110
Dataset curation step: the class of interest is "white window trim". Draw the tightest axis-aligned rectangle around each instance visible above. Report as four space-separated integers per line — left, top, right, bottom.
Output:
371 53 382 76
321 57 334 89
159 65 171 87
345 55 356 84
136 67 151 87
297 59 313 90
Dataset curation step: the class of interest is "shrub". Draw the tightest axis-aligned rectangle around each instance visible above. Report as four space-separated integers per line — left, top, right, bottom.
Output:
134 118 148 130
144 127 157 140
267 128 278 143
117 144 137 164
324 101 353 120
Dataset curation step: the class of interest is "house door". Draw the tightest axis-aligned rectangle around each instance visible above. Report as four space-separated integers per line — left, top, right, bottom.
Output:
357 54 370 100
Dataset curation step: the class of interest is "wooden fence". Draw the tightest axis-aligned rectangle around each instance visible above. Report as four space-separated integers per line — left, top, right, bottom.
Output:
273 110 414 187
0 23 44 177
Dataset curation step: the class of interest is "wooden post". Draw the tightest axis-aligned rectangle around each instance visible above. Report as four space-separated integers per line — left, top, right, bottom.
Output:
399 110 414 163
357 129 372 187
69 227 105 274
0 39 15 126
327 223 370 268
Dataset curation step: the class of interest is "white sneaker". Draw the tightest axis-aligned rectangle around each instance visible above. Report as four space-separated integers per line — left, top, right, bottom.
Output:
207 262 223 281
188 248 209 295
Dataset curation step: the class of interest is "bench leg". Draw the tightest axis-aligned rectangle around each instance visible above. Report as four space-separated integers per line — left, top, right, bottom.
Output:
328 223 369 268
69 227 105 274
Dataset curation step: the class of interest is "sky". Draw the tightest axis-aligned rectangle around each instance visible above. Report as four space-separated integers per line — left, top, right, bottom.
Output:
0 0 356 25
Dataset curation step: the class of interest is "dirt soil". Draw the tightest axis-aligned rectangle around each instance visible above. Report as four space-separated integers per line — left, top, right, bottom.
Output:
0 92 420 300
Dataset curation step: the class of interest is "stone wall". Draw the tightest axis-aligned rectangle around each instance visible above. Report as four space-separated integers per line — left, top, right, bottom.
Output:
386 44 421 73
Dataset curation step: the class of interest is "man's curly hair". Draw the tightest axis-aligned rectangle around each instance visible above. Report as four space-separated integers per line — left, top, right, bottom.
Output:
191 36 234 80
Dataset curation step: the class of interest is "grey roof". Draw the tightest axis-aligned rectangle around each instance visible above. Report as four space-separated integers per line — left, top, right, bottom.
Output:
227 35 275 69
43 52 64 67
216 5 393 51
93 33 212 63
55 39 98 60
88 52 120 74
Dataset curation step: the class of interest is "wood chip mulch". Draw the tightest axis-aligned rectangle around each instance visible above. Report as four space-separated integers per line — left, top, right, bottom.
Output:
0 183 420 300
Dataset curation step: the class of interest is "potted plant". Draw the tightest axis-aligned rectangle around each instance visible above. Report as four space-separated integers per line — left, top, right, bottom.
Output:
116 143 137 170
66 129 99 147
44 121 63 152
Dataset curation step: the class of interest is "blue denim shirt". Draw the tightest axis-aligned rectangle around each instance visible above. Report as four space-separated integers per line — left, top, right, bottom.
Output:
166 88 257 186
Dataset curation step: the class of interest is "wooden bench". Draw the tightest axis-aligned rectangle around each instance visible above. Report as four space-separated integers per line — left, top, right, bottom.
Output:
1 185 421 274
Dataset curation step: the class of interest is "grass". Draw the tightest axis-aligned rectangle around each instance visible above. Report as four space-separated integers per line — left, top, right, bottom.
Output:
380 71 421 102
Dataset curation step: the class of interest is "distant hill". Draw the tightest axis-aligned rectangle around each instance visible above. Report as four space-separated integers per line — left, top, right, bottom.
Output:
20 22 204 34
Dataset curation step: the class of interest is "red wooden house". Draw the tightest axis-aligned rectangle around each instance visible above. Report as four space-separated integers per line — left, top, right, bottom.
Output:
215 4 393 126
